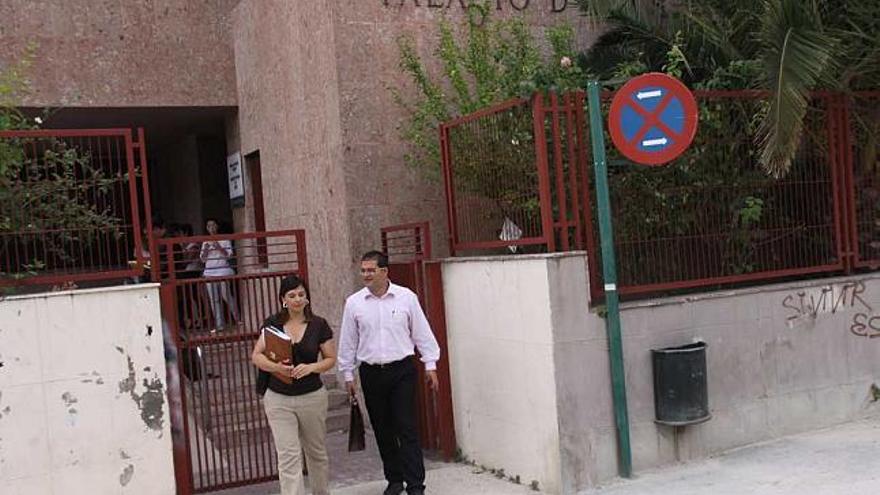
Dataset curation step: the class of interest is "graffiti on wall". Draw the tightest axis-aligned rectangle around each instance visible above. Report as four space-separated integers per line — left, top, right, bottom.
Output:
781 281 879 337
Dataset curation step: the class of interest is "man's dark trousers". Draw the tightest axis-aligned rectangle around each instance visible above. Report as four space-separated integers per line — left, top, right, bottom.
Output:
359 358 425 492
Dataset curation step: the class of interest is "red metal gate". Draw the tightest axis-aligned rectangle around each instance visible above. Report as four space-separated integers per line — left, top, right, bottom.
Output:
0 128 153 288
381 222 456 460
155 230 308 494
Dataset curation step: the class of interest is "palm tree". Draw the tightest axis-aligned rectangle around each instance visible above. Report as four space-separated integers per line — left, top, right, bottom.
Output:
577 0 880 177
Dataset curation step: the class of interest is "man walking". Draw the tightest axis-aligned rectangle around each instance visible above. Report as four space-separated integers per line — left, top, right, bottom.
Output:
338 251 440 495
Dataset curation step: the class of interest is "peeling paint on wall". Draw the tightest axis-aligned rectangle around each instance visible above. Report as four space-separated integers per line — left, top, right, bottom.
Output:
79 371 104 385
1 284 176 492
118 356 166 432
119 464 134 486
61 392 78 408
62 392 79 426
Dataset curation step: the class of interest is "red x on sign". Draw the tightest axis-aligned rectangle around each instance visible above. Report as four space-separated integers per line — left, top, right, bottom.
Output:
608 73 699 166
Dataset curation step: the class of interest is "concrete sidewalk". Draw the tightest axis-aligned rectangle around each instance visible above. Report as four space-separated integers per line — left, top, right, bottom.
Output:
222 417 880 494
582 417 880 495
337 417 880 494
333 466 540 495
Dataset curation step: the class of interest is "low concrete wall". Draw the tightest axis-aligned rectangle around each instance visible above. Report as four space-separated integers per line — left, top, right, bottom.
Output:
0 284 175 495
442 253 880 494
443 255 564 493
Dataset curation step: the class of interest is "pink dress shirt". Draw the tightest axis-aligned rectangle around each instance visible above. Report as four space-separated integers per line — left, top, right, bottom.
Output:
338 282 440 382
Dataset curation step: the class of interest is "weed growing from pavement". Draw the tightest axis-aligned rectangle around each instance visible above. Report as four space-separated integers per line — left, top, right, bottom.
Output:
453 451 532 490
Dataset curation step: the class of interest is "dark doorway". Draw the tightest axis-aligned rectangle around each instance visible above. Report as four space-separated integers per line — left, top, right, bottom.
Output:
31 106 238 237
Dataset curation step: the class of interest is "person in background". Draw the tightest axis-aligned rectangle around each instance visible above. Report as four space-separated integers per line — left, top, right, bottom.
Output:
169 223 202 330
200 218 239 330
338 250 440 495
130 215 166 283
177 223 202 279
251 275 335 495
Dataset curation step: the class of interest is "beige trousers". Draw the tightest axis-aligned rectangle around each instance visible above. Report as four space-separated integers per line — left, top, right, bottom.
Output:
264 387 330 495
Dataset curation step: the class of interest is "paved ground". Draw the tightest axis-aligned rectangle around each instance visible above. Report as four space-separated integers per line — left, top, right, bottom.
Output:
332 466 540 495
583 417 880 495
218 417 880 494
214 429 447 495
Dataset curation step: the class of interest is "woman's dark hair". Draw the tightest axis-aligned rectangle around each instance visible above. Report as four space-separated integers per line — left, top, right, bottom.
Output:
268 275 314 326
205 217 221 233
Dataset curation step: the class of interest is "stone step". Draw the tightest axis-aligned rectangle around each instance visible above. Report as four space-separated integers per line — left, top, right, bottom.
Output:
328 387 349 410
192 403 350 452
188 388 352 435
326 405 350 434
188 379 347 406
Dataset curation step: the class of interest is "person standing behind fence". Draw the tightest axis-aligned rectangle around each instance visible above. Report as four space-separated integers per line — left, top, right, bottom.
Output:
200 218 240 331
251 275 335 495
338 250 440 495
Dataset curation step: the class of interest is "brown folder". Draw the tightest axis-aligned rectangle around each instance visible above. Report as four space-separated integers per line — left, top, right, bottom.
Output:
263 326 294 384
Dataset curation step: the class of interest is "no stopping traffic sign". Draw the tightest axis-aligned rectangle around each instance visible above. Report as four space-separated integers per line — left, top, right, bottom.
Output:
608 73 698 166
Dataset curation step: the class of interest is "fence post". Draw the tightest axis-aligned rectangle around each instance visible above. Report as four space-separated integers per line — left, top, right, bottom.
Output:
532 93 557 252
839 94 859 271
440 125 459 256
295 229 309 284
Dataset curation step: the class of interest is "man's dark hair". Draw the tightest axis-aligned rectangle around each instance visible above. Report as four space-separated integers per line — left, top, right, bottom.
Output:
361 250 388 268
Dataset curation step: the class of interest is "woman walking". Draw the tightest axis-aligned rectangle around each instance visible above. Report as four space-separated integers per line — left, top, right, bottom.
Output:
200 218 239 330
251 275 336 495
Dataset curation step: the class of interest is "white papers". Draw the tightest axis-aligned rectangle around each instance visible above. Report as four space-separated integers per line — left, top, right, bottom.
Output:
264 325 290 340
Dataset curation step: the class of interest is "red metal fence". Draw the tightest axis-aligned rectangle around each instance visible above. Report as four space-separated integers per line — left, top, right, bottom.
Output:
847 92 880 270
440 90 880 299
155 230 308 493
382 221 433 262
0 128 152 287
440 93 596 257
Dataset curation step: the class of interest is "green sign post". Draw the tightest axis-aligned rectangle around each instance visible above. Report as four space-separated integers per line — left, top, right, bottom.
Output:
586 80 633 478
585 73 699 479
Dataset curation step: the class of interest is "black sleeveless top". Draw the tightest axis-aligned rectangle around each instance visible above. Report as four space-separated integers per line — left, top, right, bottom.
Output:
265 316 333 396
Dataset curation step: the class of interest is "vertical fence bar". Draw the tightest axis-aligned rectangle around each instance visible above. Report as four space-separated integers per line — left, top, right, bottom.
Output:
550 93 569 250
532 93 557 252
565 93 584 250
440 125 459 255
575 91 603 301
424 261 457 460
827 95 847 269
840 95 859 270
295 229 308 283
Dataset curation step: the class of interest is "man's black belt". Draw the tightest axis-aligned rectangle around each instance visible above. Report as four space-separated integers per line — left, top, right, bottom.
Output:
362 357 411 369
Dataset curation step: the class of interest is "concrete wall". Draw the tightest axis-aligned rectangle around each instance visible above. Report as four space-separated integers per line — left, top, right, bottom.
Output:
0 285 175 495
0 0 239 107
443 254 565 493
442 252 880 494
231 0 354 326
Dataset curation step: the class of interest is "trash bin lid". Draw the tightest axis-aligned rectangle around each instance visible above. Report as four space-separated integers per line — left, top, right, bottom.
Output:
652 341 706 354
